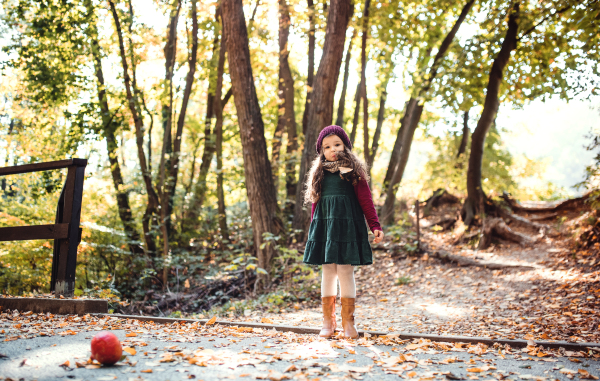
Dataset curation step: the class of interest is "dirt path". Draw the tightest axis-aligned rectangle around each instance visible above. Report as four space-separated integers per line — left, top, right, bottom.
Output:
244 204 600 344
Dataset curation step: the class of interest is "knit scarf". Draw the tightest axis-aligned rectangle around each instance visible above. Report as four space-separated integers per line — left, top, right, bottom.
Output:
322 158 353 174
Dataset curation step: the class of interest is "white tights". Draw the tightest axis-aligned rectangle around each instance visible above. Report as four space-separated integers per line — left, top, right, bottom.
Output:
321 264 356 298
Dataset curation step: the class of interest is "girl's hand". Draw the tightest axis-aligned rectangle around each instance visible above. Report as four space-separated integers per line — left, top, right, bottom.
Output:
373 229 384 244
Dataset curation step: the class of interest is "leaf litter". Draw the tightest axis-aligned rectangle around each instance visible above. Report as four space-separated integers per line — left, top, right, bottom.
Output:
0 310 599 380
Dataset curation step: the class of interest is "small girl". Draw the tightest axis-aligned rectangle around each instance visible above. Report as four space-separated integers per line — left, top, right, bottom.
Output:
303 125 384 339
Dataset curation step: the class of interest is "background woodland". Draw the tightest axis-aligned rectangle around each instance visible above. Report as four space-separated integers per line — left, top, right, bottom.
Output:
0 0 598 310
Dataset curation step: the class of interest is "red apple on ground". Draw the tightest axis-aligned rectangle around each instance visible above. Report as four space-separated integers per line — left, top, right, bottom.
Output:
91 331 122 365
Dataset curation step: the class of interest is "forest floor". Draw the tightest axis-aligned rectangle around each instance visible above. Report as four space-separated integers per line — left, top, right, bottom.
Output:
220 198 600 344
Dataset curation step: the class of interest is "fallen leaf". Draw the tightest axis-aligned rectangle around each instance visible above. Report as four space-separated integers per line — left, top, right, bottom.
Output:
59 360 70 368
284 364 298 372
261 317 273 324
579 370 599 380
123 347 137 356
407 371 418 378
141 369 153 373
467 366 490 373
125 332 137 337
206 316 217 326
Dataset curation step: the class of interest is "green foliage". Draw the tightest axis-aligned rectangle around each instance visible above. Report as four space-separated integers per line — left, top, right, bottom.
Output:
395 275 412 285
422 120 567 201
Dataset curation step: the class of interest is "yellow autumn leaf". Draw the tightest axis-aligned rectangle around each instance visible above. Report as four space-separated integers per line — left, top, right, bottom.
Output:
123 347 136 356
261 317 273 324
59 360 70 367
205 316 217 325
406 371 417 378
140 369 153 373
125 332 137 337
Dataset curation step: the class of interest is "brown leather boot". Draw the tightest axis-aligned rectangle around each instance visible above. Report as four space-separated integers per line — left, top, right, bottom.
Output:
341 297 358 339
319 296 337 338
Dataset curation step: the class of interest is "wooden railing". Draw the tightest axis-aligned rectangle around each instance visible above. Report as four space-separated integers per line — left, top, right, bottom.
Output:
0 159 87 297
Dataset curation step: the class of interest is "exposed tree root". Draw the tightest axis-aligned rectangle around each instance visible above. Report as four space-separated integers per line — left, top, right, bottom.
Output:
500 192 588 214
423 189 460 216
527 213 559 221
496 207 551 234
428 249 535 269
478 217 536 250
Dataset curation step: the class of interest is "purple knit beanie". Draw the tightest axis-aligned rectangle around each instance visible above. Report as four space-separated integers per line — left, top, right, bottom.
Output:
315 125 352 154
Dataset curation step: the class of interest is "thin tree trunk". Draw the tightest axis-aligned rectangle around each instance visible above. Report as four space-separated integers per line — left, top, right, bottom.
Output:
360 0 370 164
183 10 220 233
301 0 316 136
109 1 159 257
222 0 281 290
463 3 520 226
281 0 298 211
214 13 229 242
271 0 292 191
335 28 356 127
126 0 155 178
457 110 469 158
167 0 198 216
382 98 415 189
380 0 475 225
350 81 360 144
158 0 181 288
292 0 353 233
87 6 144 257
369 89 386 169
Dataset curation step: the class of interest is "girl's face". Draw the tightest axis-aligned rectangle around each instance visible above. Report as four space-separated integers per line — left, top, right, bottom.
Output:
322 134 345 162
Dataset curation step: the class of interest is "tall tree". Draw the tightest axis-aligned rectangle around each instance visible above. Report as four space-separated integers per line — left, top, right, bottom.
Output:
86 0 144 258
360 0 371 164
214 13 229 242
381 0 475 225
462 3 519 225
292 0 353 233
221 0 281 289
301 0 317 136
271 0 296 193
109 0 161 257
335 28 356 127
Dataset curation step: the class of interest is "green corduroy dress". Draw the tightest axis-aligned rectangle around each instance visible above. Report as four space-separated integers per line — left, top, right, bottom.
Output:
303 170 373 266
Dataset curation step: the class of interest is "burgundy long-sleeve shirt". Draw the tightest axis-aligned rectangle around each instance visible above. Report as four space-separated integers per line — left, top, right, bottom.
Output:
311 178 382 233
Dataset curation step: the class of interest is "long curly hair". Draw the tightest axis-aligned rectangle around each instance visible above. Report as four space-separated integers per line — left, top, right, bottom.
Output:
303 137 370 205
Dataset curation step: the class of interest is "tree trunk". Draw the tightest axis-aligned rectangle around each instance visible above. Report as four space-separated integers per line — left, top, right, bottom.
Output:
368 89 386 169
335 28 356 127
463 2 520 226
380 0 475 224
382 97 415 190
158 1 181 288
292 0 353 233
350 81 360 144
87 11 144 257
281 0 298 212
222 0 280 290
301 0 316 136
167 0 198 220
457 110 469 158
360 0 370 164
271 0 294 193
109 1 160 257
380 103 423 225
214 15 229 242
182 10 221 233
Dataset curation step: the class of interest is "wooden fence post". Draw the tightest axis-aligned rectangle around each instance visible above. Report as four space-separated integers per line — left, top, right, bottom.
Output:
0 159 87 298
